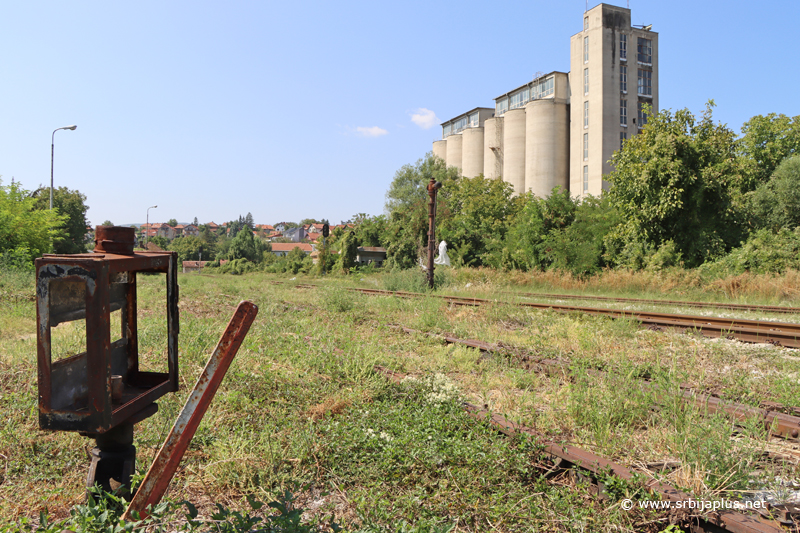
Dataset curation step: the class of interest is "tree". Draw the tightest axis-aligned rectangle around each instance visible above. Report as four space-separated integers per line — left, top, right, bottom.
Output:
606 103 743 268
227 227 263 262
438 175 522 267
0 179 65 264
169 235 215 262
244 212 254 230
738 113 800 192
382 153 460 268
498 187 578 271
102 220 114 226
167 218 178 227
540 195 621 276
31 186 89 254
352 214 386 247
385 152 459 215
148 235 169 250
335 231 358 273
193 217 199 226
747 156 800 231
300 218 322 225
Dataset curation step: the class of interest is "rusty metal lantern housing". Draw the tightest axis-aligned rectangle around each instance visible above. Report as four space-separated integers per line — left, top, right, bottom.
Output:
36 226 179 435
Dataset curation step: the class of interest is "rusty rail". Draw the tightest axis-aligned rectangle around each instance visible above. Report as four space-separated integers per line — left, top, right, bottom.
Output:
123 301 259 521
374 365 786 533
348 287 800 348
398 326 800 441
507 291 800 315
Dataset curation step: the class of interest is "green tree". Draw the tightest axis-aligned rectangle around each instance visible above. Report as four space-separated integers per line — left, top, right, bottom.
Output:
385 152 459 215
31 186 89 254
167 218 178 227
0 179 66 264
353 214 387 247
383 153 459 268
606 103 743 268
335 231 358 273
496 187 577 271
169 235 215 262
228 227 264 262
148 235 169 250
541 195 621 276
737 113 800 192
747 155 800 231
193 216 199 225
101 220 114 226
438 175 522 267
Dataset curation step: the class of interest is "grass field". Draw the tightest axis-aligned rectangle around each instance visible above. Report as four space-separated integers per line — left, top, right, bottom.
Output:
2 267 800 532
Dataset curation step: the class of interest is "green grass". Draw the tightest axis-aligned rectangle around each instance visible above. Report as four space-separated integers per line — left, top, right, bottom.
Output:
2 267 800 531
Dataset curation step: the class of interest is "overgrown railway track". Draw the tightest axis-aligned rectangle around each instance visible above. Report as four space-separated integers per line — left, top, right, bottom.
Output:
376 364 789 533
508 291 800 315
347 287 800 348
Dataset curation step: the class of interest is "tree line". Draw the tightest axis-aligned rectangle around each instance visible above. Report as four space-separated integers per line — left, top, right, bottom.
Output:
347 104 800 276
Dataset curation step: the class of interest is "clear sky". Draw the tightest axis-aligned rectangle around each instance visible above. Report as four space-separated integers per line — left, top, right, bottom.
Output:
2 1 798 227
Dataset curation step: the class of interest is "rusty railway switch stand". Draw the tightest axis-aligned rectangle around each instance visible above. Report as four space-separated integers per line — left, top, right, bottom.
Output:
35 226 180 499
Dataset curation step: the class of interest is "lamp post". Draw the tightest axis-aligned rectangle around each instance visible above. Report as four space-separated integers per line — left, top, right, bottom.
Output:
146 205 158 248
50 125 77 210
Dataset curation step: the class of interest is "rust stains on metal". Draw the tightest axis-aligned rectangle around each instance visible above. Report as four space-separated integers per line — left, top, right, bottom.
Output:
36 240 179 434
123 300 259 521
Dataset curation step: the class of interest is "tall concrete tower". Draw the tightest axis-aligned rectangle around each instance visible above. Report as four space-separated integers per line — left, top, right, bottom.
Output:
569 3 658 198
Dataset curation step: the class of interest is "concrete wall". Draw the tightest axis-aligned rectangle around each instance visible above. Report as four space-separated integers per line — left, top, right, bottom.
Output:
483 117 503 180
570 3 657 198
445 133 463 173
432 140 447 163
461 127 484 178
502 108 526 195
525 98 569 198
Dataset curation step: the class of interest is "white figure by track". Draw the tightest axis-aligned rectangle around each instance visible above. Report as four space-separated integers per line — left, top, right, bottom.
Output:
419 241 451 270
434 240 450 266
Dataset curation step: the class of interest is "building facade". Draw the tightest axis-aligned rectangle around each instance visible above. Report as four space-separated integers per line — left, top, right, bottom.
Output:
433 3 657 199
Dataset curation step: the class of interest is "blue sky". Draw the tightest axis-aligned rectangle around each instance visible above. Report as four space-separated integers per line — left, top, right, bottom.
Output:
2 1 798 227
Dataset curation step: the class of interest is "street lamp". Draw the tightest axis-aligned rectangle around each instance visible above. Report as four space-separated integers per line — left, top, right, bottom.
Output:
146 205 158 248
50 125 77 210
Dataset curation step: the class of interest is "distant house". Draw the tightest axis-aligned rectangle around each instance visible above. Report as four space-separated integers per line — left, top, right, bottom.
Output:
269 243 313 256
182 259 228 273
283 227 306 243
356 247 387 267
140 223 176 240
305 223 325 234
174 224 199 237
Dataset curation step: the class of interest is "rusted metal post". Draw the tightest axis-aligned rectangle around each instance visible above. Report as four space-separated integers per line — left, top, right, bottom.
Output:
123 300 258 521
426 178 442 290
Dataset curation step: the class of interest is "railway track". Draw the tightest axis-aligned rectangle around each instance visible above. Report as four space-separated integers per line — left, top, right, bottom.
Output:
375 364 789 533
397 326 800 441
348 287 800 348
507 291 800 315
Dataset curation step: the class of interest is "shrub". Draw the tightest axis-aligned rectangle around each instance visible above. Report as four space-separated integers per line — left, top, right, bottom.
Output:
699 227 800 276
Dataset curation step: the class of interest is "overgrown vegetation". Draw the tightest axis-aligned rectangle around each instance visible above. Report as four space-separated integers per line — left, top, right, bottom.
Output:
2 267 799 531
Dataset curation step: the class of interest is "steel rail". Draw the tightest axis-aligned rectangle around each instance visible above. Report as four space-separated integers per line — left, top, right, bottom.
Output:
397 326 800 440
348 288 800 348
374 365 786 533
507 291 800 315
